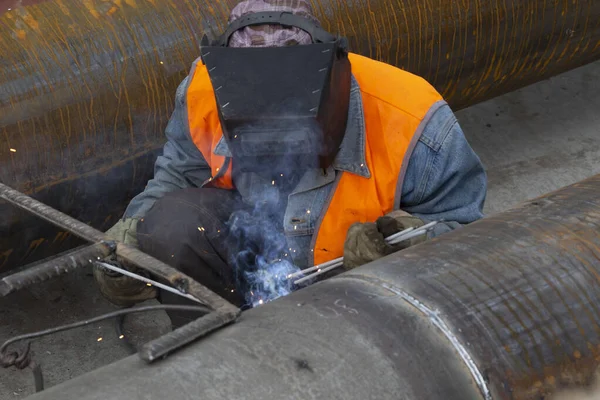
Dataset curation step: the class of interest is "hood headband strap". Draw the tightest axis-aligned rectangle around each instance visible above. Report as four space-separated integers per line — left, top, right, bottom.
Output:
213 11 337 46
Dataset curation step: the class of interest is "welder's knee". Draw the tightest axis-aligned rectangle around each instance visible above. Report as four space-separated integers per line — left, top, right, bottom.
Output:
136 188 242 262
135 188 246 327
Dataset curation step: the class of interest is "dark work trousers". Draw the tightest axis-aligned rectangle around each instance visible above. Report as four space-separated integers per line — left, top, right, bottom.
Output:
137 188 249 328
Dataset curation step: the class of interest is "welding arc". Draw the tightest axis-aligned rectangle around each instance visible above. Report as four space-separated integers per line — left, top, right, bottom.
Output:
96 262 204 304
0 304 211 392
293 221 439 285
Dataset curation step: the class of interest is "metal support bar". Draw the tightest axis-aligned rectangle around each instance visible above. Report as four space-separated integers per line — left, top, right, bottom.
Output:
139 310 238 362
0 182 238 316
0 242 115 297
0 181 240 366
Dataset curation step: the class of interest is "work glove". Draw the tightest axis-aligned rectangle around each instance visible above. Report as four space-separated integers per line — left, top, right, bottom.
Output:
343 210 427 270
93 218 158 307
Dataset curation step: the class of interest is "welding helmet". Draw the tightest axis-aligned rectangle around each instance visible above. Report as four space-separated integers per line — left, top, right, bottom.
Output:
200 11 352 171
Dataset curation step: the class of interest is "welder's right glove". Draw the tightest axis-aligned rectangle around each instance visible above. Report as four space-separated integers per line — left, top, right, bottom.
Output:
343 210 427 270
93 218 157 307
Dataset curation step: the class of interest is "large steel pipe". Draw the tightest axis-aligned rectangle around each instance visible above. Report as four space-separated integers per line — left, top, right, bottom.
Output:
2 0 600 273
24 174 600 400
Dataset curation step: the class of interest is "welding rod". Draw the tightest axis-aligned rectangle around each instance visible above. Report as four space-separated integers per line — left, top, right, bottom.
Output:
287 226 421 281
293 221 439 286
96 262 203 304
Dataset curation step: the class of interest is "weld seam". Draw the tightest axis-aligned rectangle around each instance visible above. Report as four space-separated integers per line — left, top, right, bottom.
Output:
338 275 492 400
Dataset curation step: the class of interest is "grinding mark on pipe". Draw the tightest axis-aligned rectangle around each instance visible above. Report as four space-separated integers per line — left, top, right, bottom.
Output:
379 281 493 400
445 267 536 370
457 245 554 368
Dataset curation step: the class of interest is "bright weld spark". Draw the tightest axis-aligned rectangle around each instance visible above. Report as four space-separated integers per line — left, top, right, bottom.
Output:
198 227 205 232
119 335 125 339
294 225 297 230
159 61 164 64
258 299 264 305
306 210 311 214
272 180 275 185
216 167 219 171
146 283 152 287
231 289 234 293
9 148 16 152
97 337 103 342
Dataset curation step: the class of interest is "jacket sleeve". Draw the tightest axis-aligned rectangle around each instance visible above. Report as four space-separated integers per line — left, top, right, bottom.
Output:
123 75 212 219
399 102 487 238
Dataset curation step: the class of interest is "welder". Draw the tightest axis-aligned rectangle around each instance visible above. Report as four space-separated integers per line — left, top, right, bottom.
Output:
93 0 487 322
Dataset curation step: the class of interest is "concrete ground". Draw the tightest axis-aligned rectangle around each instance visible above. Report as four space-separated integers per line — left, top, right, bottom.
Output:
2 60 600 398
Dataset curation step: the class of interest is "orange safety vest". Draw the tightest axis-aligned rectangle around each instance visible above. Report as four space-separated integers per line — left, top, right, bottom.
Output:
187 53 443 265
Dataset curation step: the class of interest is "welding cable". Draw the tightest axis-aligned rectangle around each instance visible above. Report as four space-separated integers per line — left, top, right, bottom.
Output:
1 304 211 393
115 312 137 355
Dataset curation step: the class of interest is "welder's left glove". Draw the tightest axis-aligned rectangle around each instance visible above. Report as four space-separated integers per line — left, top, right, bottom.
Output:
343 210 427 270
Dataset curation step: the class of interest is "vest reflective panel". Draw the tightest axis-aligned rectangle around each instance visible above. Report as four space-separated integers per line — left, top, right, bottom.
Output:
186 52 443 265
186 61 234 189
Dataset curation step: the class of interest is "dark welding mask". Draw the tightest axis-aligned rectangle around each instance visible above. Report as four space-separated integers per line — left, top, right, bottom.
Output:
200 12 352 172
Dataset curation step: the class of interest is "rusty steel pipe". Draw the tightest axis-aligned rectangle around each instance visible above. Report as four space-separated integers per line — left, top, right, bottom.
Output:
2 0 600 274
23 173 600 400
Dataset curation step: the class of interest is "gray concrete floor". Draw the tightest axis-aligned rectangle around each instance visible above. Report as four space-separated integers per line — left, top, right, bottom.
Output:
2 60 600 398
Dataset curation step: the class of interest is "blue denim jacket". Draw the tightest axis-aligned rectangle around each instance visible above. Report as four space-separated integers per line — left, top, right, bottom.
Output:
124 72 487 266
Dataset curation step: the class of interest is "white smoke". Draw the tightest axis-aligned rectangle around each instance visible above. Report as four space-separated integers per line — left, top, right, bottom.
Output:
225 192 301 308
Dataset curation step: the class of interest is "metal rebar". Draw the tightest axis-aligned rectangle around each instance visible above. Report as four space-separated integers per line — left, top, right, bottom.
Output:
139 310 238 363
0 182 239 316
0 182 105 243
0 242 115 297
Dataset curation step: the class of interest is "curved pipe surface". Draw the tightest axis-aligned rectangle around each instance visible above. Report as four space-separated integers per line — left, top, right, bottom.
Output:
24 173 600 400
1 0 600 272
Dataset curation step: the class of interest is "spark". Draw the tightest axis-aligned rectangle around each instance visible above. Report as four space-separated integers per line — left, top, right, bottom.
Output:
198 227 205 232
234 135 238 139
231 289 234 293
216 167 219 172
272 180 275 185
280 173 284 177
9 148 16 153
360 163 365 167
146 283 152 287
119 335 125 339
294 225 297 230
159 61 164 64
306 210 311 214
97 337 103 342
285 253 288 257
258 299 264 305
293 250 296 253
